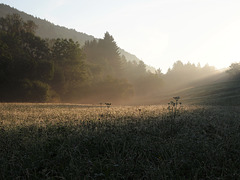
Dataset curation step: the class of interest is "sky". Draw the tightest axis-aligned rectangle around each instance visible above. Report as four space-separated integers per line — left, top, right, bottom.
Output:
1 0 240 73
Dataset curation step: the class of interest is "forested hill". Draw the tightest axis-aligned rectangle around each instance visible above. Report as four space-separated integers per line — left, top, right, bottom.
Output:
2 3 238 105
0 10 164 103
0 4 94 45
0 3 151 71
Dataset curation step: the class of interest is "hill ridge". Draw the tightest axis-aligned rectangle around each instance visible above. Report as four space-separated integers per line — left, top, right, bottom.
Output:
0 3 155 72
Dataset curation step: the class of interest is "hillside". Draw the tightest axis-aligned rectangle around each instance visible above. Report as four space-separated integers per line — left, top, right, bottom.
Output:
0 3 155 72
161 72 240 105
179 80 240 105
0 4 94 45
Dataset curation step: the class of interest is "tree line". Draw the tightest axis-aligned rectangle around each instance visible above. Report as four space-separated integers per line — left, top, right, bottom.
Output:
2 14 234 104
0 14 163 103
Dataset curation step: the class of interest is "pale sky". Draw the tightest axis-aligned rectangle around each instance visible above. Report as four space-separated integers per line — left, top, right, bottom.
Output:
1 0 240 73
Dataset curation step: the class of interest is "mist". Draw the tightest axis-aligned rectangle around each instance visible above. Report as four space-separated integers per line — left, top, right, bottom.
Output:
1 10 240 106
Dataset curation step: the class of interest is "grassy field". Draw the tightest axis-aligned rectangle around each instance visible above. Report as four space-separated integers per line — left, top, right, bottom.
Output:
0 103 240 179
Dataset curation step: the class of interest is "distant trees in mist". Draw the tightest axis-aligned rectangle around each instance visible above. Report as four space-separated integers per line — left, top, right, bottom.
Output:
164 60 216 88
0 14 220 103
226 62 240 79
0 14 163 103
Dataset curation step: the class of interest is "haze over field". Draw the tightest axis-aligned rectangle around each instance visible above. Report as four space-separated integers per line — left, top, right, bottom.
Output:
1 0 240 72
1 2 240 105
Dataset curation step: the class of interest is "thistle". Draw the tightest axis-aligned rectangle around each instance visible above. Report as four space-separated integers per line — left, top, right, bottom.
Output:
167 96 182 118
105 102 111 108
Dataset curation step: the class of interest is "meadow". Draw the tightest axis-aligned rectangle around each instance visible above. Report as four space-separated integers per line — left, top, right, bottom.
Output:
0 103 240 179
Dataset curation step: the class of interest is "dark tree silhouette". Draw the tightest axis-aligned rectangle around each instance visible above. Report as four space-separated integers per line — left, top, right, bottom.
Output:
227 62 240 79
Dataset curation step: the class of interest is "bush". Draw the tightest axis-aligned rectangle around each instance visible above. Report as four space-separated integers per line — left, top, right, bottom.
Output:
227 63 240 79
18 79 50 102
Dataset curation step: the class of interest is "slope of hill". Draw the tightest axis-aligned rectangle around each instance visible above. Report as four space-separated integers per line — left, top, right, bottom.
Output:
0 3 155 71
118 48 156 72
0 4 95 46
165 72 240 106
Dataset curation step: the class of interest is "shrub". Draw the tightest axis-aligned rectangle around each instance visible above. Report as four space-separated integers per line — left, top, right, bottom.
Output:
226 63 240 79
18 79 50 102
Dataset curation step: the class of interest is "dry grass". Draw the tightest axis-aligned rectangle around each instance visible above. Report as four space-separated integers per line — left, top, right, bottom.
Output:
0 103 240 179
